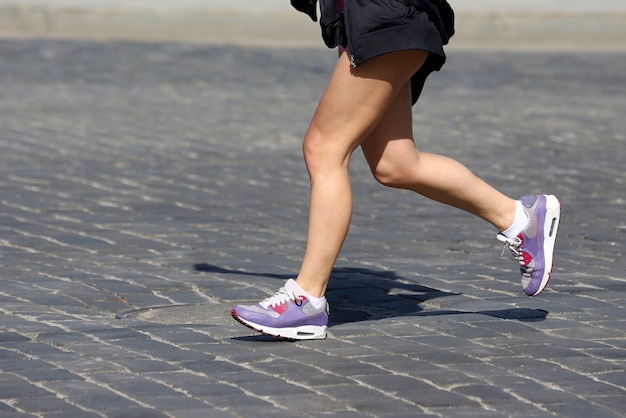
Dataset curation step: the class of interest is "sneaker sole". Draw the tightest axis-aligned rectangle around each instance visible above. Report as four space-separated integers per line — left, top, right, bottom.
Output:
530 194 561 296
231 309 327 340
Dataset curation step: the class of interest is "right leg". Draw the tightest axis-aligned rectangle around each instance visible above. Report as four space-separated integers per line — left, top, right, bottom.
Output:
360 80 517 232
360 80 560 297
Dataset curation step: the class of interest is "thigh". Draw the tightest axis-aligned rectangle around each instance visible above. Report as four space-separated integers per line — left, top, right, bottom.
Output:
305 48 428 160
359 80 420 175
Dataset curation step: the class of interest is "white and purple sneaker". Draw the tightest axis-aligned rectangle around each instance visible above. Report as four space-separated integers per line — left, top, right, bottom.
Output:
497 194 561 296
232 279 328 340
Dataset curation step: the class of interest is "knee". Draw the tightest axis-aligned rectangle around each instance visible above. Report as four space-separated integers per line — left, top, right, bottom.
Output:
302 134 327 176
371 166 405 189
302 130 352 176
302 133 322 166
370 159 420 189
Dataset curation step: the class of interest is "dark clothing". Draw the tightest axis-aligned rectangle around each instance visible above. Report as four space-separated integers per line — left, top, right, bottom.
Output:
291 0 455 105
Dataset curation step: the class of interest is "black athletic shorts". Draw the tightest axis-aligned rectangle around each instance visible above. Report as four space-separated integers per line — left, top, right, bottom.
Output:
319 0 455 105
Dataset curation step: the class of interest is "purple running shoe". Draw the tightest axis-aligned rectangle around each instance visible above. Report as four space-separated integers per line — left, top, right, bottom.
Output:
232 279 328 340
497 194 561 296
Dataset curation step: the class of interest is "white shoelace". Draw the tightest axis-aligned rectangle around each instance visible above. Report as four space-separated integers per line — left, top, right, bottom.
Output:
497 233 534 278
497 232 527 263
260 287 297 309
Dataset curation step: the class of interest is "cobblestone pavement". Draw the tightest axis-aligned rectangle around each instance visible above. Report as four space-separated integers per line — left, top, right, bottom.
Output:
0 39 625 417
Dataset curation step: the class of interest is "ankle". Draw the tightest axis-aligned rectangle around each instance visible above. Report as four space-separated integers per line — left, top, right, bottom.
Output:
501 199 530 237
294 277 327 299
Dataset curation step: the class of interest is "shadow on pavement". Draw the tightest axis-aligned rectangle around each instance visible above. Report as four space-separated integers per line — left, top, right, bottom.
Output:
194 264 548 328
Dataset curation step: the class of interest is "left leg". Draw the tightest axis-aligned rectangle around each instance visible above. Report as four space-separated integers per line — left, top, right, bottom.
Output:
232 49 430 340
295 49 430 298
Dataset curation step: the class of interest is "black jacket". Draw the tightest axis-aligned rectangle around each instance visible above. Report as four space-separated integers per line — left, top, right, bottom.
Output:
291 0 318 21
290 0 454 45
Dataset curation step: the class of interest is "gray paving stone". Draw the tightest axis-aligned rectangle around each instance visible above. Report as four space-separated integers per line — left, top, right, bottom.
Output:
132 326 220 345
428 408 515 418
596 371 626 388
82 327 152 341
108 340 207 362
451 384 517 403
12 396 88 415
400 388 482 408
0 332 30 343
0 378 52 399
238 378 314 397
99 407 170 418
179 383 246 398
586 396 626 417
15 368 84 383
317 385 425 414
504 343 588 360
113 358 179 373
486 377 584 405
0 402 17 413
272 394 348 414
310 413 376 418
545 402 622 418
179 359 247 376
409 350 483 365
141 396 214 413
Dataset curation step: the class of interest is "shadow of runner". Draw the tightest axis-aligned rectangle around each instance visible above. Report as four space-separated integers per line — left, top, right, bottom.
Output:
194 264 548 326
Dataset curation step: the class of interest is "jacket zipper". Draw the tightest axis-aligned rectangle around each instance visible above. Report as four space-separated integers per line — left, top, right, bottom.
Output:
343 0 358 68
